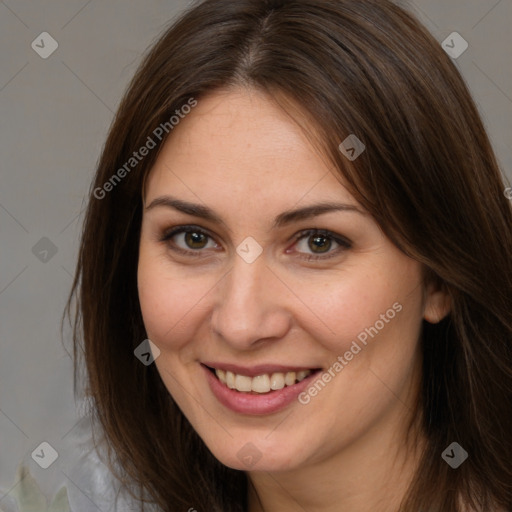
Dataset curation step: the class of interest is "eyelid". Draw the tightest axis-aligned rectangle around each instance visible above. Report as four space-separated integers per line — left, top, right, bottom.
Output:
159 224 215 242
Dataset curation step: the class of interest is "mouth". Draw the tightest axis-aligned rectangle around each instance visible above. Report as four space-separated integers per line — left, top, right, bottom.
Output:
206 366 317 394
201 363 323 415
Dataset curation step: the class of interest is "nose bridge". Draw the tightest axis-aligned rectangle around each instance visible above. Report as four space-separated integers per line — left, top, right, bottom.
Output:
211 254 290 347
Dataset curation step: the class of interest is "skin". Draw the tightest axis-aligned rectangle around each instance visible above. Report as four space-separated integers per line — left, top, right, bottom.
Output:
137 87 451 512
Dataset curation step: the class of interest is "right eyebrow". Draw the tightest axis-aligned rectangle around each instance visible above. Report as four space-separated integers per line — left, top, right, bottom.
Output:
145 196 224 224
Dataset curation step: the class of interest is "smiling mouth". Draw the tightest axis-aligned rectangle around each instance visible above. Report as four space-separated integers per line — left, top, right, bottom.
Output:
206 366 321 394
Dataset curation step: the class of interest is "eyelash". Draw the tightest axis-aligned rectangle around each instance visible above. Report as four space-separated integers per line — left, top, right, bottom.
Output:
158 224 352 262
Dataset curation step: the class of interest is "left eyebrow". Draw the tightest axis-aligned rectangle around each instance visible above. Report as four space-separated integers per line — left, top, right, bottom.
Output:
272 202 367 228
144 195 367 231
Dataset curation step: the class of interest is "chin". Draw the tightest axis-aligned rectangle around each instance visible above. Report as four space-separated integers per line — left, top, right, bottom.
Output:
205 438 306 473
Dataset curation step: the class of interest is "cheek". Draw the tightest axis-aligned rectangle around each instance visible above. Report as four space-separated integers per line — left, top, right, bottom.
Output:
301 257 423 358
137 249 215 349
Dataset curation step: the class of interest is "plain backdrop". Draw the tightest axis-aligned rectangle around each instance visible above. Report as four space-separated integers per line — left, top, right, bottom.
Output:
1 0 511 510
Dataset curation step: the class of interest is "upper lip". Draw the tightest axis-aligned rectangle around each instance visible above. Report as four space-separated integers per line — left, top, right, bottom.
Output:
202 362 321 377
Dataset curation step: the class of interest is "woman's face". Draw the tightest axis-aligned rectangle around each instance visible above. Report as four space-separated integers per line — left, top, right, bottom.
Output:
137 88 447 472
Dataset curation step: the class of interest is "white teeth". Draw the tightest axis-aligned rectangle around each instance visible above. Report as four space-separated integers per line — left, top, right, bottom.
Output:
214 368 313 394
284 371 296 386
235 374 252 392
251 374 271 393
296 370 309 381
270 372 285 390
225 371 236 389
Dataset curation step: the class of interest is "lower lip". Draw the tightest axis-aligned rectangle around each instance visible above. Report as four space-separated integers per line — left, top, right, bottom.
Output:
202 365 320 415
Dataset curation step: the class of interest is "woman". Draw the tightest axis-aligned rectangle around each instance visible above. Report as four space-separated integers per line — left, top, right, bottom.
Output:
66 0 512 510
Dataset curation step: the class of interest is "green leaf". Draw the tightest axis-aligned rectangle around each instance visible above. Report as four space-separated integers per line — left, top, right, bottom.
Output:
13 465 48 512
48 487 71 512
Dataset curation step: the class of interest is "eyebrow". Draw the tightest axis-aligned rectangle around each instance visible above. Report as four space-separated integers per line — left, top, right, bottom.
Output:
145 195 367 230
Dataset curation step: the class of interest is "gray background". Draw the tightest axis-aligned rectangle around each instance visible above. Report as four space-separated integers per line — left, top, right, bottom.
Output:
1 1 511 511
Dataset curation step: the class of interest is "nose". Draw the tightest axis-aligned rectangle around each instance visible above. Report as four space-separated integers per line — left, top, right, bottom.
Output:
210 253 292 350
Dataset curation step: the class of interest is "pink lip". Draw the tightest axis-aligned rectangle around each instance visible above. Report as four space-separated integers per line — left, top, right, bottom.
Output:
202 364 321 415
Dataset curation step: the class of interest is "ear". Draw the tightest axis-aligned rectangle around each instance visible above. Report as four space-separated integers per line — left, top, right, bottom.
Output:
423 277 451 324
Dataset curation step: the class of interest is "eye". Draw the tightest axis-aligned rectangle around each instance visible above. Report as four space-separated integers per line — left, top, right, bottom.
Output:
159 225 351 261
291 229 352 261
159 225 219 256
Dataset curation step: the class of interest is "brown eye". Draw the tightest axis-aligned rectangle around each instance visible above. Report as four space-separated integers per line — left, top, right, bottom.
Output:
308 234 332 254
160 225 219 255
183 231 209 249
293 229 351 261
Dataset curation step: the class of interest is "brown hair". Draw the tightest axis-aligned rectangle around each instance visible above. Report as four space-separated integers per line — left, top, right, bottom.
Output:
65 0 512 510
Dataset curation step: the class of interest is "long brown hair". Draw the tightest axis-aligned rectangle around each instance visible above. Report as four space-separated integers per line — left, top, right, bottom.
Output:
65 0 512 510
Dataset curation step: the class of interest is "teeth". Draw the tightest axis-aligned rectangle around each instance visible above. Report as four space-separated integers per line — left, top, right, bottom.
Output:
284 371 296 386
226 371 236 389
252 374 270 393
296 370 309 381
214 368 312 394
270 372 285 390
235 374 252 392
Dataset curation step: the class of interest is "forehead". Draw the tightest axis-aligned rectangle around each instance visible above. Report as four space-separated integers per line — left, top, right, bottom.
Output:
144 88 357 210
